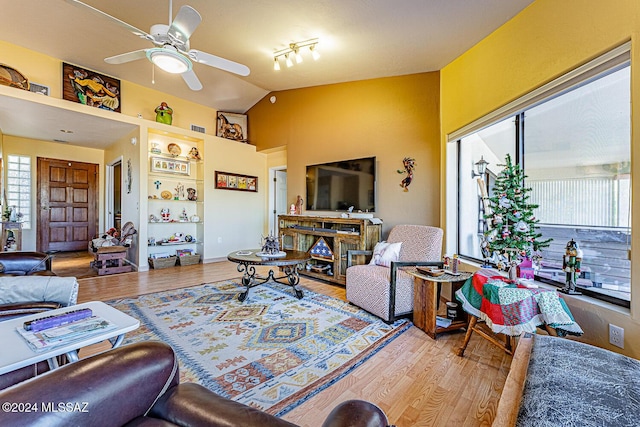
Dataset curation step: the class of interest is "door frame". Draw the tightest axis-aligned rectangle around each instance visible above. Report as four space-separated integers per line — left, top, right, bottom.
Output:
106 156 123 230
268 166 287 234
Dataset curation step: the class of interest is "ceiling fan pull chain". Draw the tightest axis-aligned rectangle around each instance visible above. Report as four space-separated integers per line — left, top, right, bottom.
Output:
152 63 155 84
168 0 173 24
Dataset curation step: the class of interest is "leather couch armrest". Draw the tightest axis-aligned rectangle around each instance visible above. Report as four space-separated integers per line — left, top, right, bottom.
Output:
0 341 179 427
149 383 298 427
322 400 391 427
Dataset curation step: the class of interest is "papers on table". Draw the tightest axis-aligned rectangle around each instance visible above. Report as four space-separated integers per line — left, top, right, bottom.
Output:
16 316 117 352
436 316 452 328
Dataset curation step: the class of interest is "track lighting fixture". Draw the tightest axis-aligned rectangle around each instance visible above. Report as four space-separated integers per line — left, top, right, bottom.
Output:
273 38 319 71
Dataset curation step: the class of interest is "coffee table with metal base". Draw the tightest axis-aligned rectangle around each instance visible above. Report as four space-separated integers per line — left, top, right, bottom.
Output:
227 249 311 302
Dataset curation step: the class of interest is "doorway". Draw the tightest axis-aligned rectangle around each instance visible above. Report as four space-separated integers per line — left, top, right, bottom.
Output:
106 158 123 231
37 157 99 252
269 167 287 234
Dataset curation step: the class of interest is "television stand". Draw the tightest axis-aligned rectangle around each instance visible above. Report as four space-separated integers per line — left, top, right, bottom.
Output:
278 215 381 285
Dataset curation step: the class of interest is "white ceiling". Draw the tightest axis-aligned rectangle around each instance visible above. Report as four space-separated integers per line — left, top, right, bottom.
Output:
0 0 534 147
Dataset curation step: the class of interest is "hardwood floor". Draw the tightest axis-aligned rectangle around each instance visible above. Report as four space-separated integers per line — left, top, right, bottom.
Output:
74 259 512 427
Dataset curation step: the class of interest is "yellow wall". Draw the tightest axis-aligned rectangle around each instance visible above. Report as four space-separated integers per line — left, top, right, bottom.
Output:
248 73 441 235
441 0 640 357
0 40 219 135
0 39 269 266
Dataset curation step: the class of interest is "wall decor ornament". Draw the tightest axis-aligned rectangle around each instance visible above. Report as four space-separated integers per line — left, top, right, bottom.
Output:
63 62 121 112
155 102 173 125
215 171 257 192
216 112 248 142
397 157 415 191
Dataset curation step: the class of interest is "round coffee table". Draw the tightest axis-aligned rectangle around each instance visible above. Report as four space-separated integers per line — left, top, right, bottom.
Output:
227 249 311 302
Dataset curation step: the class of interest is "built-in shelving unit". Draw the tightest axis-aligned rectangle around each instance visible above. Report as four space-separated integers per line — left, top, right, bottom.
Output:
147 129 204 266
278 215 381 285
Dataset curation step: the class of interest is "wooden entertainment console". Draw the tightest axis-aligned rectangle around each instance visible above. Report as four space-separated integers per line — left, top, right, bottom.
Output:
278 215 381 285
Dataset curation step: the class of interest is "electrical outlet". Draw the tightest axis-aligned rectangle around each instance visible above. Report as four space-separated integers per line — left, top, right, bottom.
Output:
609 324 624 348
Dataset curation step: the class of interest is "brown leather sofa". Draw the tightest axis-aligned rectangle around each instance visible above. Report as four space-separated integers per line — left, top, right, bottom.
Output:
0 341 392 427
0 251 55 276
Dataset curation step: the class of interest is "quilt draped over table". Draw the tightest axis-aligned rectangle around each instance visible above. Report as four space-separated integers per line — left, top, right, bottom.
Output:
455 269 583 337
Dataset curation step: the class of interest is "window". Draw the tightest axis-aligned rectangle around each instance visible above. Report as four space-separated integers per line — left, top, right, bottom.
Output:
6 155 31 229
451 46 631 306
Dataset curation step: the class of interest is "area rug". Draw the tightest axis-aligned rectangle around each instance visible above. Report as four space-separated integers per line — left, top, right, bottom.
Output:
106 280 410 416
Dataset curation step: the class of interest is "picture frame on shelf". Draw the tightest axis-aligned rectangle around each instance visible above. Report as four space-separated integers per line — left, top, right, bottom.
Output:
151 156 190 176
215 171 257 192
62 62 121 113
216 112 248 143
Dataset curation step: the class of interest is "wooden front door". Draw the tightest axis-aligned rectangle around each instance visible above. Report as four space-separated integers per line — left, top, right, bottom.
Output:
38 158 98 252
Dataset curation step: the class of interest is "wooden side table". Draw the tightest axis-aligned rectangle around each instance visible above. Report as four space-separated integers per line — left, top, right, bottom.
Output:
409 269 472 339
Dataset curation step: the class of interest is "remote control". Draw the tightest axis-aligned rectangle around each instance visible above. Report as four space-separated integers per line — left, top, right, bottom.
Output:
24 308 93 332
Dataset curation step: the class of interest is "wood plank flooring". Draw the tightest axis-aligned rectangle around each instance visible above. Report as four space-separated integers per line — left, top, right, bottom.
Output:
73 257 512 427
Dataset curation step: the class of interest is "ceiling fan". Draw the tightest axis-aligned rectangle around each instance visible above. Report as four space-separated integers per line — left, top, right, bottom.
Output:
65 0 250 91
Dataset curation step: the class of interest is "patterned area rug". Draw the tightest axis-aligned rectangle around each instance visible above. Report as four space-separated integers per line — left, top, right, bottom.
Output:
107 280 410 415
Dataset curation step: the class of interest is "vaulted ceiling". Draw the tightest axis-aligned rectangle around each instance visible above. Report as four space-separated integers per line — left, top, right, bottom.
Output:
0 0 534 113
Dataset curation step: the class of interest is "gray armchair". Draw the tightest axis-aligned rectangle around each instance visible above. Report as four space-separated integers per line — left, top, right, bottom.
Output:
346 225 443 322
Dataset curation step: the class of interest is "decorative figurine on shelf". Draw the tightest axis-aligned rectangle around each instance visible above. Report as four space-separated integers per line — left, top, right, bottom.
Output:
175 183 185 200
560 239 583 295
295 195 304 215
180 208 188 222
289 203 296 215
160 208 170 222
187 187 197 201
397 157 415 192
151 143 161 154
188 147 201 160
155 102 173 125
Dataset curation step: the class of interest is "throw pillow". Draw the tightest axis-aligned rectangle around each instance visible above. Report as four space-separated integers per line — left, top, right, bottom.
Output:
369 241 402 267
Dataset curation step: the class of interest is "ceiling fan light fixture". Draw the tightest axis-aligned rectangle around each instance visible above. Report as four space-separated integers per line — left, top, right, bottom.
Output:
147 47 192 74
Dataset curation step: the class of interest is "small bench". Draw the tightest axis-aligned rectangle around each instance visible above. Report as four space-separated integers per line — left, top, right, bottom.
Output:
91 246 132 276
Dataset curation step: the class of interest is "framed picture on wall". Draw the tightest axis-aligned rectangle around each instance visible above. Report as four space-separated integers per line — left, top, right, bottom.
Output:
150 157 190 175
215 171 257 192
62 62 121 113
216 112 248 143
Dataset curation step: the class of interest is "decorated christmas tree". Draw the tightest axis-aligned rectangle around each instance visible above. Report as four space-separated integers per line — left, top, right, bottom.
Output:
484 154 551 269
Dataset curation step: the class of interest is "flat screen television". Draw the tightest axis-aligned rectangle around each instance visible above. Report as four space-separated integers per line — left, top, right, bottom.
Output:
306 157 376 212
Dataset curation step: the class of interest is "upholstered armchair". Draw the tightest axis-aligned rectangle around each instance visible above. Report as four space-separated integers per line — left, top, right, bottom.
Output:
346 225 443 322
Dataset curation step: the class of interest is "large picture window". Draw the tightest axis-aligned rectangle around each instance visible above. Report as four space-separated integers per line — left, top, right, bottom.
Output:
452 48 631 306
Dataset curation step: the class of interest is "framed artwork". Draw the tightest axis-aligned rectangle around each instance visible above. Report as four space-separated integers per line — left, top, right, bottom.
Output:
62 62 121 113
150 157 190 176
215 171 257 192
216 112 248 143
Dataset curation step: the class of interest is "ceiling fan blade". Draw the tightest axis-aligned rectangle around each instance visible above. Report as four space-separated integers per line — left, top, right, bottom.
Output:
64 0 152 41
168 6 202 46
181 69 203 91
105 49 149 65
189 50 250 77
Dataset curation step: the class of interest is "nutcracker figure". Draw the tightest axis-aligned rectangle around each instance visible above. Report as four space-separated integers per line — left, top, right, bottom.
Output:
560 239 582 295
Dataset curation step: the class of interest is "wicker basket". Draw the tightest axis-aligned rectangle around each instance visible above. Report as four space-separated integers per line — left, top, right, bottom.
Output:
177 253 200 266
148 255 177 269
